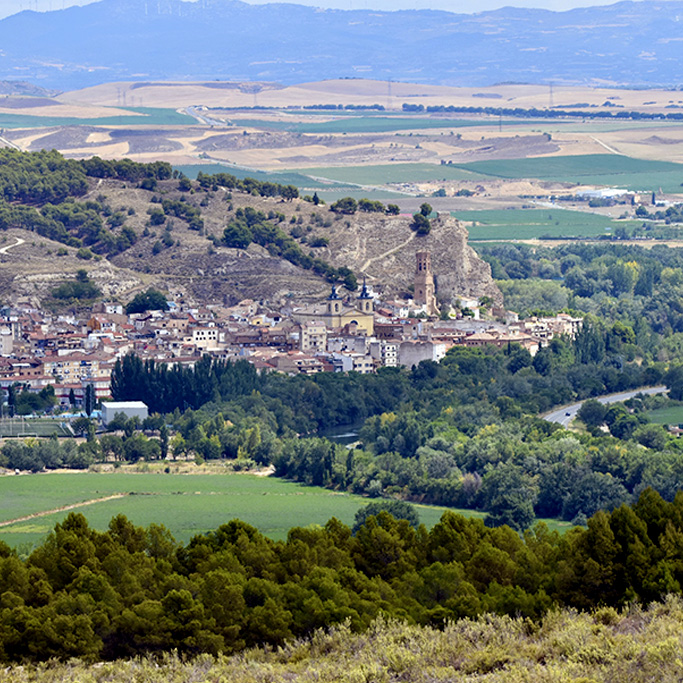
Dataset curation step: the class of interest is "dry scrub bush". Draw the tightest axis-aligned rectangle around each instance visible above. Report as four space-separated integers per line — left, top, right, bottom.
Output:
5 598 683 682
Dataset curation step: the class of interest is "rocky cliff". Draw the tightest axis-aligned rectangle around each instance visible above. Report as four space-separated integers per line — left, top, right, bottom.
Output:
323 211 503 307
0 175 502 311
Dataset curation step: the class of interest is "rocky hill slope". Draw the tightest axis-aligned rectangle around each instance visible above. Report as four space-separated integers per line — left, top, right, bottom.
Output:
0 155 500 309
321 211 502 306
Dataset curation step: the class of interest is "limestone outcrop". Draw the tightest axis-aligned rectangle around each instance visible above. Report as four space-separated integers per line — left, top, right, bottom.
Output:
325 212 503 306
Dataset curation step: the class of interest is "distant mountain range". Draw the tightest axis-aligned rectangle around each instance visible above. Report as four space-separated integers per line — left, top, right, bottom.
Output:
1 0 682 92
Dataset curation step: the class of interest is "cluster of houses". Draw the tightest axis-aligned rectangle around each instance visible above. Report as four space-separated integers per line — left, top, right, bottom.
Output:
0 253 581 412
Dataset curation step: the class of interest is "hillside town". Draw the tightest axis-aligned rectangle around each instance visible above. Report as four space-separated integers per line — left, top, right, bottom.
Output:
0 251 581 413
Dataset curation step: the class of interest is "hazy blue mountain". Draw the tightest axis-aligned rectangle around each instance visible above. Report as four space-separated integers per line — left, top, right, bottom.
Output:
1 0 682 91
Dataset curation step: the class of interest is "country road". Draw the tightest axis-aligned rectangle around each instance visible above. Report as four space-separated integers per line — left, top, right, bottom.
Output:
184 106 228 127
542 386 668 427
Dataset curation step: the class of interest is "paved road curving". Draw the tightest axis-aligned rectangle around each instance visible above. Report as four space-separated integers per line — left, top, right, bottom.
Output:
542 386 668 427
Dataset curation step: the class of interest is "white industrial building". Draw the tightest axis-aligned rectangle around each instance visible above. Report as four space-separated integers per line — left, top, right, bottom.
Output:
101 401 149 426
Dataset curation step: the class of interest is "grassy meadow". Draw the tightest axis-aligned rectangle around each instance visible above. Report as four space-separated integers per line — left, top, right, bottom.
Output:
299 162 487 185
456 207 642 240
451 154 683 193
0 469 572 550
0 107 195 129
177 164 406 200
0 471 476 549
645 405 683 426
230 116 548 134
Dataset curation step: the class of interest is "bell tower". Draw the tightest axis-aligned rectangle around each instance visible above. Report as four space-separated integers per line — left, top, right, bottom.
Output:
357 278 373 314
327 285 341 315
414 251 438 316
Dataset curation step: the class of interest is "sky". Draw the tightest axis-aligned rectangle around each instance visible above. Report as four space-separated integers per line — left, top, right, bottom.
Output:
0 0 649 20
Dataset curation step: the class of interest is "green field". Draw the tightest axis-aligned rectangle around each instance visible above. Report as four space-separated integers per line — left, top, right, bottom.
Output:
450 154 683 193
0 418 71 438
0 472 476 549
537 120 683 134
176 163 342 188
176 164 405 200
310 188 406 202
645 406 683 426
180 161 484 197
0 470 572 550
455 208 642 240
0 107 195 129
300 162 487 185
230 117 548 135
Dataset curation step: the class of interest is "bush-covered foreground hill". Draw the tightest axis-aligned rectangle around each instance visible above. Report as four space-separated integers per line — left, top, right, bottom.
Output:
3 489 683 665
5 599 683 682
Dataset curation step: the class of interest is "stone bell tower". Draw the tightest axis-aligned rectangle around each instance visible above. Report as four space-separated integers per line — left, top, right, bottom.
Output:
414 251 438 316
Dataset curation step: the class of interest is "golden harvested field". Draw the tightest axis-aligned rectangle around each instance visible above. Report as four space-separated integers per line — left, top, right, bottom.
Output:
0 79 672 174
58 79 683 114
0 99 137 119
3 79 682 215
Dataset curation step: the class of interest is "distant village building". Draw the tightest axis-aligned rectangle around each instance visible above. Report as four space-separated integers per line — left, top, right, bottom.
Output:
189 326 219 350
369 340 398 367
300 321 327 352
0 326 13 355
398 340 447 367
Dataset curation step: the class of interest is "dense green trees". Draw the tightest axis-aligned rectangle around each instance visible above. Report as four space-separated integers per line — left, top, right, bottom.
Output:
478 242 683 348
195 171 298 201
0 437 94 471
357 198 384 213
353 500 420 532
0 491 682 663
411 213 431 235
125 288 168 314
0 150 151 255
107 338 678 525
111 355 260 414
221 206 357 289
81 157 172 183
51 269 100 302
330 197 358 215
0 149 87 204
413 102 683 122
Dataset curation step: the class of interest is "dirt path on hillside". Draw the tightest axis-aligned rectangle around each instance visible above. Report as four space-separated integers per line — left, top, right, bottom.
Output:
0 493 128 528
0 237 25 255
360 230 417 275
